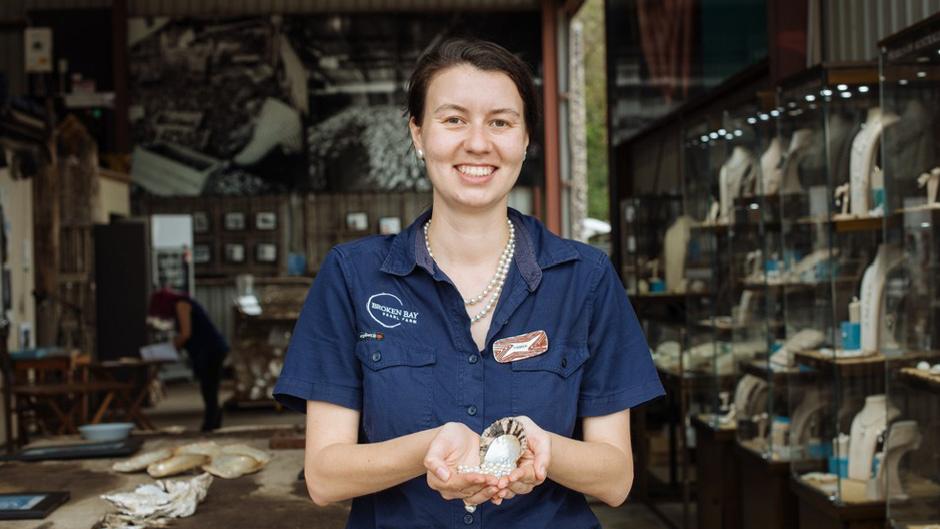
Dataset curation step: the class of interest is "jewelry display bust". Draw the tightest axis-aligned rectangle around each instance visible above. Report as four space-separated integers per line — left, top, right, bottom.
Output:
849 107 900 216
847 394 901 481
718 146 754 222
790 388 825 447
866 420 922 500
859 244 904 354
781 128 814 193
760 137 783 195
917 166 940 207
663 216 693 293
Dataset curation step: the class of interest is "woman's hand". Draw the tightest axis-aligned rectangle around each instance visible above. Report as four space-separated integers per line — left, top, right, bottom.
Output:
424 422 500 507
490 415 551 505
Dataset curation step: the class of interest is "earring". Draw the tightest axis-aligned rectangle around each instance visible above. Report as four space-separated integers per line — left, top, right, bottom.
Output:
416 148 424 161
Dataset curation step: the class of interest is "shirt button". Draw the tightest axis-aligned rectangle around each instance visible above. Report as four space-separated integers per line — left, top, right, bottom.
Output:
467 354 479 364
463 513 474 524
561 357 568 369
371 352 382 362
467 405 477 416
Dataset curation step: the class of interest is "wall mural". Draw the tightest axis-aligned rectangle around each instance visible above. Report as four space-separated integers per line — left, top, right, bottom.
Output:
128 13 542 196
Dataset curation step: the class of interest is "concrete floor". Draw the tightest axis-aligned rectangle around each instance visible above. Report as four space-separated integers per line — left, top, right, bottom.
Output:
145 381 673 529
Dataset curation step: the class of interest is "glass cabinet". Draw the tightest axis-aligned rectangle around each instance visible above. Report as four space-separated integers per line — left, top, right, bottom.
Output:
880 13 940 528
775 64 889 507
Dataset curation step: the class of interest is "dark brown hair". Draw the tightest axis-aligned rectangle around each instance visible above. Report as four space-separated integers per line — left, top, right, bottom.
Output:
407 38 539 134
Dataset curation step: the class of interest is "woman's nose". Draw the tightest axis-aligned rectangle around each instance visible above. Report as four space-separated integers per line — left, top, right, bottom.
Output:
463 123 491 154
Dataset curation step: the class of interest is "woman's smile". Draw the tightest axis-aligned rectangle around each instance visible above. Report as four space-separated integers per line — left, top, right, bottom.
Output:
455 164 498 184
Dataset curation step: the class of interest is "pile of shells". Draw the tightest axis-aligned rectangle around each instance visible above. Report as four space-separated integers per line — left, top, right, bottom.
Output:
112 441 272 480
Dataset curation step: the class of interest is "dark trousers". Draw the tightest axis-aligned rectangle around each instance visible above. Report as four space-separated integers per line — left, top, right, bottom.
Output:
190 348 227 431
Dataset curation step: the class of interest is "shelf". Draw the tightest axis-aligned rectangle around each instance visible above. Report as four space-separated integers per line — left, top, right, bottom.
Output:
740 359 816 383
793 350 885 376
898 367 940 394
793 214 884 233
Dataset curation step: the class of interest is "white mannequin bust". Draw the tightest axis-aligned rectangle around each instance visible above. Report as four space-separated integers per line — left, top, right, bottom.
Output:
718 146 753 222
917 167 940 207
859 244 903 353
663 216 693 293
866 420 921 500
847 394 900 481
781 129 814 194
760 137 783 195
849 108 900 216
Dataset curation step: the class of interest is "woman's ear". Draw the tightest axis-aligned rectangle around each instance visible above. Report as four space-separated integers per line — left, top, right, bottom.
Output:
409 117 423 154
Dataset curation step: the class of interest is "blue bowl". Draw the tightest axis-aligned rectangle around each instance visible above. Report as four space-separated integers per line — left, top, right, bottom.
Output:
78 422 134 442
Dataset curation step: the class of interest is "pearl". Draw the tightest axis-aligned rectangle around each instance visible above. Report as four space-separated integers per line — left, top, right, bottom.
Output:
424 217 515 325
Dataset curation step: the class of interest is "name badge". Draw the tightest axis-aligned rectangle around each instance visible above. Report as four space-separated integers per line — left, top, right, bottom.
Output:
493 330 548 363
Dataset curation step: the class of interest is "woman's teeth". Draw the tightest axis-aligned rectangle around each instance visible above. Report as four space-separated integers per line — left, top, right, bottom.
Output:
457 165 495 176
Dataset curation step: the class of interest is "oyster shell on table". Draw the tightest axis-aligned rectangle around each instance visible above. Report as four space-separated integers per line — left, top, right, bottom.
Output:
203 453 265 479
147 454 210 478
174 441 222 458
220 443 272 465
112 447 174 473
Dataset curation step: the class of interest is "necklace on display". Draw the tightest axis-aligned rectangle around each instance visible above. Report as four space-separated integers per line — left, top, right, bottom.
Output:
424 217 516 324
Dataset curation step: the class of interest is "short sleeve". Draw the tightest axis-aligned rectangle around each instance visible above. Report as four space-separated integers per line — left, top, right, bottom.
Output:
578 256 665 417
274 249 362 413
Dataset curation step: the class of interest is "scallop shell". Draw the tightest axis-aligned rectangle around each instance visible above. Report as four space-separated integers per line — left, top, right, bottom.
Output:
220 443 272 465
112 447 175 473
479 417 527 466
203 453 264 479
147 453 209 478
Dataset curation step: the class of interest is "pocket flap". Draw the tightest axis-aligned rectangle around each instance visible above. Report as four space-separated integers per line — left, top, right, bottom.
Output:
510 345 589 377
356 341 436 371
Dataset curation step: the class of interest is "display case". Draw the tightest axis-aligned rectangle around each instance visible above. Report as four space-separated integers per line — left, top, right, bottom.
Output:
773 64 890 527
880 14 940 529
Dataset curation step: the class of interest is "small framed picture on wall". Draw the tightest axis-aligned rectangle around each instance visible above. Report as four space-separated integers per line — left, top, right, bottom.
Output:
346 212 368 232
193 244 211 264
255 212 277 230
192 212 210 233
256 243 277 262
224 243 245 262
378 217 402 235
224 212 246 231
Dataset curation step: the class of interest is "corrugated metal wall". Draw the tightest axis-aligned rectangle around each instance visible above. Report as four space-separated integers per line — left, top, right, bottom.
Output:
824 0 940 61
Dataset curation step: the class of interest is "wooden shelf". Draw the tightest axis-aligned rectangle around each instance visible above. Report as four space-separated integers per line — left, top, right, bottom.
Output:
739 359 816 383
898 367 940 394
793 350 885 376
793 214 884 233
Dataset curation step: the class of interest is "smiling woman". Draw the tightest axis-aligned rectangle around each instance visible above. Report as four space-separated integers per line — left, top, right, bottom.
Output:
274 37 664 529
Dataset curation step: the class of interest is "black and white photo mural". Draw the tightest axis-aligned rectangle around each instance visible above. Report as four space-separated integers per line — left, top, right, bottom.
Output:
128 13 543 196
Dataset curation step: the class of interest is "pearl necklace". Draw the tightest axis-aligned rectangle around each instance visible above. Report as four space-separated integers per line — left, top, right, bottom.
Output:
424 217 516 324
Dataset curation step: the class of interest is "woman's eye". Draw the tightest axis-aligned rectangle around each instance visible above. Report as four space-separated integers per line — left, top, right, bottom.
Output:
445 117 463 125
491 119 509 128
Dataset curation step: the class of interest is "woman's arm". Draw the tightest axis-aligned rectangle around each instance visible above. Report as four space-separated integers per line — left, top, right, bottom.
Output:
173 300 192 349
490 411 633 507
304 401 496 506
545 409 633 507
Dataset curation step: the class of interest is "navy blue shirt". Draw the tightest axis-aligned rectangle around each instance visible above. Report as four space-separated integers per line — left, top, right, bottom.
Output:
181 298 229 356
274 208 664 529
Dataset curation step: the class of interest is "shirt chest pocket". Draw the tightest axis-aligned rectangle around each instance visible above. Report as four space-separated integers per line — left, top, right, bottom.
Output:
355 341 437 442
510 345 589 435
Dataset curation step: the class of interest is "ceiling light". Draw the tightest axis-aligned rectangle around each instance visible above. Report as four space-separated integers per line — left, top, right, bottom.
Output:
858 86 870 93
805 94 816 102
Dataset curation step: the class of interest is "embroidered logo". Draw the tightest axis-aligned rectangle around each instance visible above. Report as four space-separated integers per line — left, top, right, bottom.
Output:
358 331 384 341
366 292 419 329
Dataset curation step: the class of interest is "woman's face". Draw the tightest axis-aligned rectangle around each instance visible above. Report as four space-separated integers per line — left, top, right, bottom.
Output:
410 64 529 212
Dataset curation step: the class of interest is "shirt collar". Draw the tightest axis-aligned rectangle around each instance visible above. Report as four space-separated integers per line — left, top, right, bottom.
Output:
379 207 579 291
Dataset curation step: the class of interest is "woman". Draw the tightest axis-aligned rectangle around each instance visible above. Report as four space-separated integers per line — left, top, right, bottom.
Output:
148 288 229 431
274 38 664 528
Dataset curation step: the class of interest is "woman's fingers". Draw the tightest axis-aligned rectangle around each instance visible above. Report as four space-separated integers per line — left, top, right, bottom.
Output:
464 485 500 506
